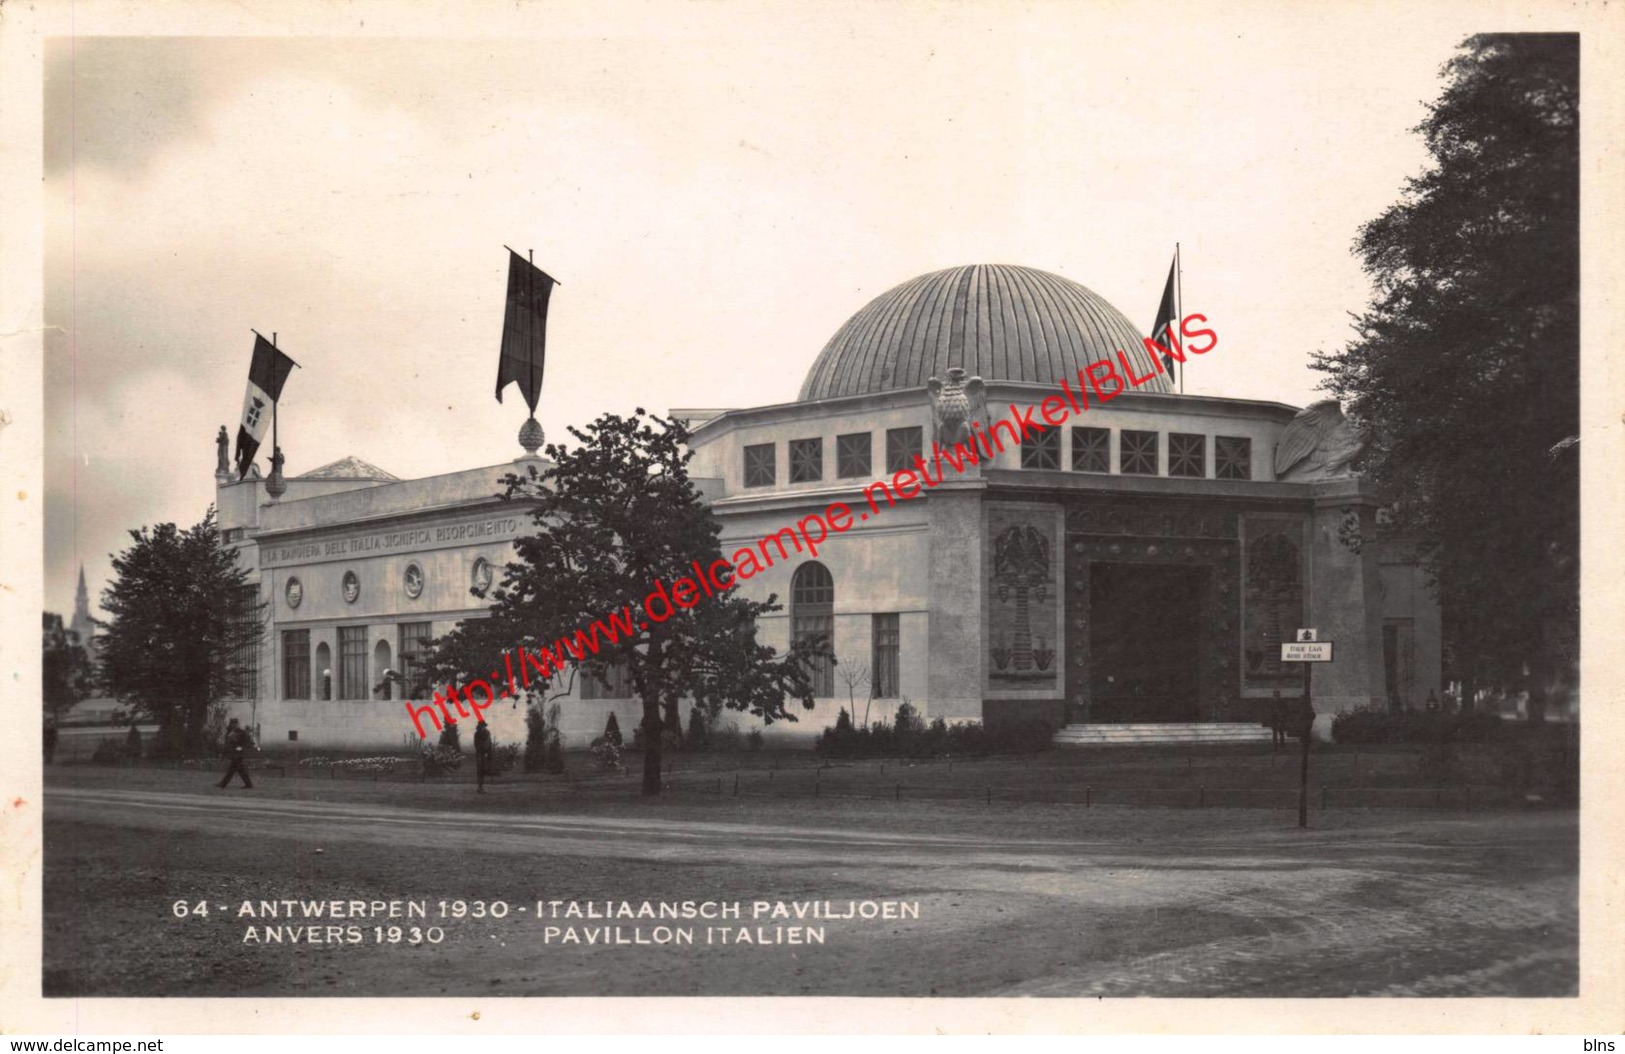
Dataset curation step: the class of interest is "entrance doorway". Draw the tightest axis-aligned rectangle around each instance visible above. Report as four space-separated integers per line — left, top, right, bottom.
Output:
1088 563 1206 722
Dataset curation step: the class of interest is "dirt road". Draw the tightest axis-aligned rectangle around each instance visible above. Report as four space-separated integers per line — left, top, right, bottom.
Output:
43 773 1577 997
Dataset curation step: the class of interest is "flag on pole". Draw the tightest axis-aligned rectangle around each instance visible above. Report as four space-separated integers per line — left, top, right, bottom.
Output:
1150 254 1180 379
495 250 557 413
235 334 297 480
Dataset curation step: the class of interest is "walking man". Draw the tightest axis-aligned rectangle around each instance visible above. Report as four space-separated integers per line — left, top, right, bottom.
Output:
474 718 494 794
217 717 255 789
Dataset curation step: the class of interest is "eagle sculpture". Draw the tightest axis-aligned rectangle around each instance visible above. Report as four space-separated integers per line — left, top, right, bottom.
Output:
1273 399 1367 482
927 367 987 449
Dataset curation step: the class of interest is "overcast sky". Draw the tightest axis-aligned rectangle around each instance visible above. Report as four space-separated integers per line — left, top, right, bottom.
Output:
43 5 1487 618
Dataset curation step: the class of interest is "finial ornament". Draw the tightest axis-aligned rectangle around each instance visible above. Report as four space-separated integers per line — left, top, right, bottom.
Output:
518 415 545 456
266 445 287 499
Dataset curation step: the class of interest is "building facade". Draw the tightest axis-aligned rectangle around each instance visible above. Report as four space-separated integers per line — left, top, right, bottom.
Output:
219 264 1441 750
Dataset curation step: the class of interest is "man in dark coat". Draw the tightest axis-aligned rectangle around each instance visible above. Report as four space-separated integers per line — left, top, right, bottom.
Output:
217 717 255 789
474 719 494 793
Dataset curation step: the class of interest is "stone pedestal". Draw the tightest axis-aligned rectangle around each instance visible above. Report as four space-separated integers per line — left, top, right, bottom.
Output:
926 482 986 722
1305 480 1387 740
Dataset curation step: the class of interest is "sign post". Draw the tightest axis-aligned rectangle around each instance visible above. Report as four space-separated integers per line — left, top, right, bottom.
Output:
1282 629 1334 829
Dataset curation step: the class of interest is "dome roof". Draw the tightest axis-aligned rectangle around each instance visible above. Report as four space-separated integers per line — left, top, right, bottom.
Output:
798 264 1171 401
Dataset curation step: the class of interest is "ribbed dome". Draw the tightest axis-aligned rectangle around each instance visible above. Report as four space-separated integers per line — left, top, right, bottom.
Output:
798 264 1171 401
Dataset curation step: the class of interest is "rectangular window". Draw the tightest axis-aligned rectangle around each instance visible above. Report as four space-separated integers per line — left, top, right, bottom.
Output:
279 628 307 701
789 437 823 483
836 432 872 478
1215 435 1252 480
281 629 310 700
1120 429 1159 475
338 626 368 701
1020 426 1061 470
886 426 923 474
1169 433 1206 478
793 613 836 697
743 443 775 487
872 613 900 699
233 584 259 697
1071 426 1110 473
581 658 635 700
398 622 433 698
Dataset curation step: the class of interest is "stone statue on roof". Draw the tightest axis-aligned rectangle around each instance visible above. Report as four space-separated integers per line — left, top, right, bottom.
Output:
928 367 987 451
1273 399 1368 482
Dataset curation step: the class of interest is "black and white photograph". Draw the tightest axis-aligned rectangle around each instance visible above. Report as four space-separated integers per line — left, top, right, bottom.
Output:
4 0 1622 1037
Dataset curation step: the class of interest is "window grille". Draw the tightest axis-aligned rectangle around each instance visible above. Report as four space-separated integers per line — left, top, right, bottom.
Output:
836 432 872 478
1120 430 1159 475
1169 433 1206 478
1215 436 1252 480
743 443 775 487
1021 427 1061 470
789 438 823 483
885 427 923 474
1071 426 1110 473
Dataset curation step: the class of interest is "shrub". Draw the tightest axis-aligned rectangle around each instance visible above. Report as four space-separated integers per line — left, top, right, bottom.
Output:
816 712 1049 759
747 729 764 752
591 740 623 772
603 712 623 747
545 736 565 774
124 724 143 761
524 704 548 773
895 701 924 736
1331 703 1507 746
92 736 124 766
493 743 521 774
686 706 709 750
438 718 462 753
419 742 463 775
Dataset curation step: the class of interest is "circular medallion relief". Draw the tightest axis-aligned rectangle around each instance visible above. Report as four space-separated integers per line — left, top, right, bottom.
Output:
342 570 361 604
404 563 424 600
285 577 303 609
471 557 494 594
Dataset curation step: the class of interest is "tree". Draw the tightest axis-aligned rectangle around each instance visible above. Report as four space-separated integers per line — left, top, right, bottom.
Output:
96 507 265 755
42 612 93 719
1312 34 1577 719
427 411 827 794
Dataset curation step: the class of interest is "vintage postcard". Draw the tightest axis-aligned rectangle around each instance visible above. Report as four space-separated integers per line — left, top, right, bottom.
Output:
2 0 1622 1037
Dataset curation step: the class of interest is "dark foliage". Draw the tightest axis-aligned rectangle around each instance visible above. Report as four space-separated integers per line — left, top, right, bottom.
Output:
96 507 264 756
1331 703 1504 745
524 704 548 772
426 411 828 794
603 712 623 747
42 612 93 718
817 709 1052 760
1311 35 1578 717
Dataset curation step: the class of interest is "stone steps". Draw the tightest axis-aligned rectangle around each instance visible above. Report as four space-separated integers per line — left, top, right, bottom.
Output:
1053 722 1274 747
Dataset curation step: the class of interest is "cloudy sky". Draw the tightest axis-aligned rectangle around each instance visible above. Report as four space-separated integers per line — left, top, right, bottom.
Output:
43 3 1493 619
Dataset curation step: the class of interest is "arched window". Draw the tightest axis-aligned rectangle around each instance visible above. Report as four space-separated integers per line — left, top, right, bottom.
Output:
791 562 835 698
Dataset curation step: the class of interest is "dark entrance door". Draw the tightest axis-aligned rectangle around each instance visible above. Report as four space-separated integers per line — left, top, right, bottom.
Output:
1089 563 1206 722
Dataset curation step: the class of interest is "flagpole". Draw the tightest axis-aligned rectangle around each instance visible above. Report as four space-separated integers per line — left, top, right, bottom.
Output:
271 332 278 462
1175 243 1184 395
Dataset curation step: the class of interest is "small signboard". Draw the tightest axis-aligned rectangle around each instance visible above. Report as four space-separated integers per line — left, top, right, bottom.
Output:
1295 628 1318 642
1282 641 1333 662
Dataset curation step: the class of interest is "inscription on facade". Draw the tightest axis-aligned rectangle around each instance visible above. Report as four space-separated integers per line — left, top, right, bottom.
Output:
263 516 523 566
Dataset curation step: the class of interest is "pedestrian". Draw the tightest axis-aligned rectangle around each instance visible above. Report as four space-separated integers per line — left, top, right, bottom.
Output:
217 717 255 789
44 718 59 765
474 718 494 794
1269 691 1288 749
